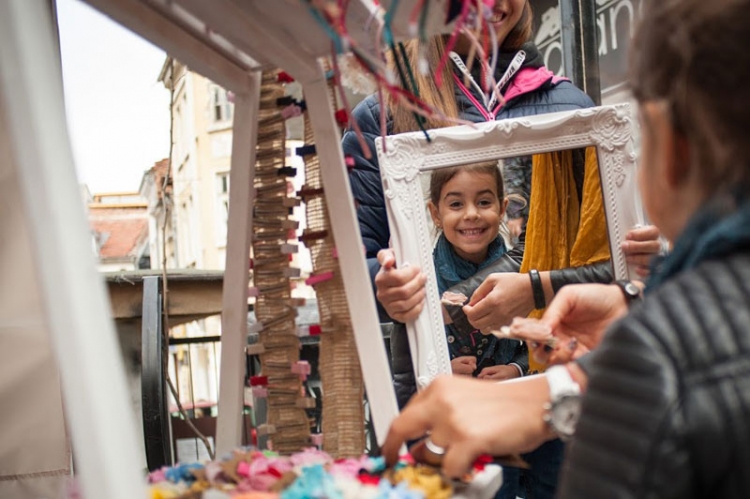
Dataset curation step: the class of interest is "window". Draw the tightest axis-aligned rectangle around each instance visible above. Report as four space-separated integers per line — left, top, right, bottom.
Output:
215 172 230 245
210 85 233 123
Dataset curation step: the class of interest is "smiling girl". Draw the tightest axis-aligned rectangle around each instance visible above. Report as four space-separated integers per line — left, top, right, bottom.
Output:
426 161 527 380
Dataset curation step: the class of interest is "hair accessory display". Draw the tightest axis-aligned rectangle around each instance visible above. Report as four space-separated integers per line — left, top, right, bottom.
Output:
248 70 311 454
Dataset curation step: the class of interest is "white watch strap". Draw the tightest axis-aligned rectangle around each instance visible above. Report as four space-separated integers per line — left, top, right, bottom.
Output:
546 365 581 400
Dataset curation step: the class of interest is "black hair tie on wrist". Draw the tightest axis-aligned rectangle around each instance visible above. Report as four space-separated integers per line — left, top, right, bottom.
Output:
529 269 546 310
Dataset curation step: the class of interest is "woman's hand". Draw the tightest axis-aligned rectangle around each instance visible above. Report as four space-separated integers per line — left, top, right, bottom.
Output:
450 356 477 376
507 217 524 240
374 249 427 323
381 375 555 478
462 272 534 332
621 225 662 278
531 283 631 364
503 317 590 366
477 364 520 380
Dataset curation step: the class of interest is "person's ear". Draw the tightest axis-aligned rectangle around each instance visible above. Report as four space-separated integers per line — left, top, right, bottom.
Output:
660 113 692 188
428 201 442 228
500 197 509 216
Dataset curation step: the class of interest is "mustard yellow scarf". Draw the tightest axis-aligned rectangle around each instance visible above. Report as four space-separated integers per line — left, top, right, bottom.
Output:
519 148 611 372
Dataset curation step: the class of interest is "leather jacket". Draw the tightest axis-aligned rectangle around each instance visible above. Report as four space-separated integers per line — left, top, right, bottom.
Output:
559 251 750 498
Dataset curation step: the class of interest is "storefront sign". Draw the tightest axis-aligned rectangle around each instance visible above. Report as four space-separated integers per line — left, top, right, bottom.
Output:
532 0 642 99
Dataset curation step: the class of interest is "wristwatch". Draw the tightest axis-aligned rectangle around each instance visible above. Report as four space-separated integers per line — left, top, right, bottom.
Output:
615 280 642 306
543 365 582 441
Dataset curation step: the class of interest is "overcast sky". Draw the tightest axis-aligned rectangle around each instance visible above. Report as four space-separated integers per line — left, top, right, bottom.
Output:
57 0 170 194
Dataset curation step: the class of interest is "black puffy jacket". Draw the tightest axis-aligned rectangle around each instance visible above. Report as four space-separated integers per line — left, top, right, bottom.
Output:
560 250 750 498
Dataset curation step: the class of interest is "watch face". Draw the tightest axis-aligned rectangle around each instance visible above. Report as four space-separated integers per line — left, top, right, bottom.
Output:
551 394 581 438
624 282 640 297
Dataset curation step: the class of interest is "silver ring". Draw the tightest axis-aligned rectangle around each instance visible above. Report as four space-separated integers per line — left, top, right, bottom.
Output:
424 437 446 456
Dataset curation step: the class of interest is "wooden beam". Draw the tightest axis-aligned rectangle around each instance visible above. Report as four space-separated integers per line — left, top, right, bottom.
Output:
172 0 319 82
106 271 224 322
215 82 261 455
83 0 254 92
0 1 144 497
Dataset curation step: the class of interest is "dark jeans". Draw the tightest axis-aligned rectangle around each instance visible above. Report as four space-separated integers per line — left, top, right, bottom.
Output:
494 439 565 499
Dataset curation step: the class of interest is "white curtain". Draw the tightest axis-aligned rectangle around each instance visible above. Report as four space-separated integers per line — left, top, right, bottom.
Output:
0 97 71 499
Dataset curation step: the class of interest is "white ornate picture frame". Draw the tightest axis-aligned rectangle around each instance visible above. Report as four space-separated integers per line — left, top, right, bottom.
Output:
376 103 642 388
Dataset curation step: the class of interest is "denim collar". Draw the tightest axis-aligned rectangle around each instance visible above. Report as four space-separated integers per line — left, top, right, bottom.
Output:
433 233 507 294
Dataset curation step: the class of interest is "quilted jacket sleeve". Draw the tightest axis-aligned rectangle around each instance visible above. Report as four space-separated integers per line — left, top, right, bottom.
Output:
562 257 750 498
341 95 390 259
559 309 690 498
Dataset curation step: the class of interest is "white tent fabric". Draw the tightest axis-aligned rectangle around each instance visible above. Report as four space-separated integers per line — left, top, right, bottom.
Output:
0 99 71 498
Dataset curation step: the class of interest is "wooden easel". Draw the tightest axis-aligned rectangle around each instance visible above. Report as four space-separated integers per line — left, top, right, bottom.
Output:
0 1 453 497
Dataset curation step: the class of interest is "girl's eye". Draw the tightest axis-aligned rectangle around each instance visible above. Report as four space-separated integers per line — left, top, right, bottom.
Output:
448 201 463 209
478 198 495 207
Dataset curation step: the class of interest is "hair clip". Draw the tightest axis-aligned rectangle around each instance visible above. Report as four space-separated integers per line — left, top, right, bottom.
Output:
296 324 322 338
310 433 324 447
299 229 328 244
305 271 334 286
249 375 268 387
283 267 301 278
277 166 297 177
277 71 295 83
251 386 268 399
281 243 298 255
291 360 311 381
246 344 265 355
297 187 325 199
295 144 317 157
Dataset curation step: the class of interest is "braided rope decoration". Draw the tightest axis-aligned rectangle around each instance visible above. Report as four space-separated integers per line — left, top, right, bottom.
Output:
299 78 365 458
251 70 310 454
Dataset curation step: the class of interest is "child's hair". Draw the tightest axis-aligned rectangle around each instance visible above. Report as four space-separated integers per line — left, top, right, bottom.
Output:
630 0 750 190
428 160 505 208
389 1 533 134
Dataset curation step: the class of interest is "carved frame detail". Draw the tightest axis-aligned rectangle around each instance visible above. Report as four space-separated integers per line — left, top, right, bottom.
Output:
376 104 642 387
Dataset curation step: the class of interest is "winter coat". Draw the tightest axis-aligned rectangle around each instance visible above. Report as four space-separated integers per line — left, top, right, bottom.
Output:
560 193 750 498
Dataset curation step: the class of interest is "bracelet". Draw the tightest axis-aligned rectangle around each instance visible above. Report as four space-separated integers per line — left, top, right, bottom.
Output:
529 269 546 310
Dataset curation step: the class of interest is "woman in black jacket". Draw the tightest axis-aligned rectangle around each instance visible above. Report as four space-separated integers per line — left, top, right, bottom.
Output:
381 1 750 497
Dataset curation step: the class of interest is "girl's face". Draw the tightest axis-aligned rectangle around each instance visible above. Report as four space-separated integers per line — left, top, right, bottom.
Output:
429 170 507 264
454 0 527 55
